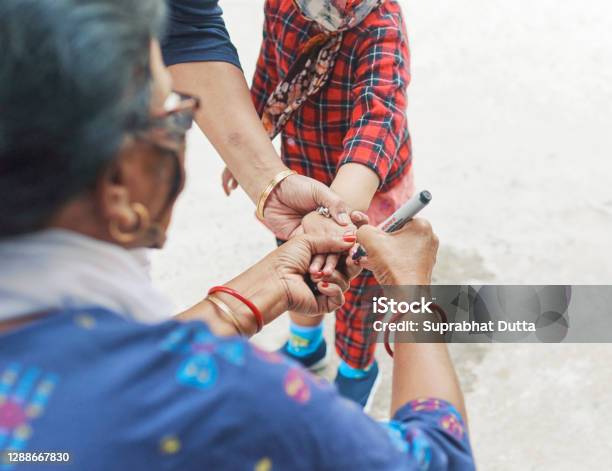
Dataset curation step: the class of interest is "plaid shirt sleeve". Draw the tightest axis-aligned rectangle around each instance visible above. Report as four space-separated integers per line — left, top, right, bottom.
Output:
338 24 411 187
250 2 279 117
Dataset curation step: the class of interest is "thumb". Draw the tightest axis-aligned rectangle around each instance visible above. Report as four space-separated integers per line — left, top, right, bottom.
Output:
311 181 350 226
350 210 369 227
288 224 305 238
356 225 386 254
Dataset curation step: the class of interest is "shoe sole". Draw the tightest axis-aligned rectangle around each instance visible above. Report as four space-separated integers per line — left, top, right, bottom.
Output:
363 371 382 414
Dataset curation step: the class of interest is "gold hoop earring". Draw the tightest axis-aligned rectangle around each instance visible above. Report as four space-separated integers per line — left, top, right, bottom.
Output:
108 202 151 244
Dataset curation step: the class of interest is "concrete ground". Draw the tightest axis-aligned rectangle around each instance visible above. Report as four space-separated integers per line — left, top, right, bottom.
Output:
152 1 612 469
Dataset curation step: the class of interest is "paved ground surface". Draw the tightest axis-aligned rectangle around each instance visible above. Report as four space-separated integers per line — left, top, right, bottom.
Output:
152 1 612 468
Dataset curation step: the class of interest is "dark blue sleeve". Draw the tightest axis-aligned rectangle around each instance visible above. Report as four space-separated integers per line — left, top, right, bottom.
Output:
251 368 477 470
381 399 476 470
161 0 241 69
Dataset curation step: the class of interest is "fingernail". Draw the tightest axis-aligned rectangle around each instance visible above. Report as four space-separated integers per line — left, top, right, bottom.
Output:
338 212 349 225
322 282 329 288
354 259 360 266
315 271 324 277
343 234 356 243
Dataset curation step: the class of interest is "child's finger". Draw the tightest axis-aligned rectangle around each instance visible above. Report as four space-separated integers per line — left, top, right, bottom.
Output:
350 210 369 227
322 254 340 276
221 168 238 196
221 171 231 196
319 269 350 292
309 254 326 275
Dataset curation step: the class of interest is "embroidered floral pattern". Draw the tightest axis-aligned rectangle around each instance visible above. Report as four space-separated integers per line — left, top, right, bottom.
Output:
160 327 246 390
440 413 465 441
0 363 58 470
283 367 311 404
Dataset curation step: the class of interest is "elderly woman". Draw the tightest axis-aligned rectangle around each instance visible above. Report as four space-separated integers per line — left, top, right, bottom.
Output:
0 0 474 469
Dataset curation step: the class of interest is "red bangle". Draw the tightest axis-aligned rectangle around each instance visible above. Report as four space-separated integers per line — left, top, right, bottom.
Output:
208 286 264 333
383 304 448 358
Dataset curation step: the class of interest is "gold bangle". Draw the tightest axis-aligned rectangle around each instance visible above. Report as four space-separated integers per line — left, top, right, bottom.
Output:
256 170 297 221
207 295 245 336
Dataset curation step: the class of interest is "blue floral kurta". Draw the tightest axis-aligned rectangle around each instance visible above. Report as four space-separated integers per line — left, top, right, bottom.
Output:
0 307 474 470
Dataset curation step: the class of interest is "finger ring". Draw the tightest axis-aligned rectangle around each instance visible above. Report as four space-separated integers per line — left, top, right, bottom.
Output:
317 206 331 218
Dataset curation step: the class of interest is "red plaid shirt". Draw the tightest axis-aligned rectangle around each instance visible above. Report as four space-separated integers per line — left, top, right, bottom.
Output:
251 0 412 191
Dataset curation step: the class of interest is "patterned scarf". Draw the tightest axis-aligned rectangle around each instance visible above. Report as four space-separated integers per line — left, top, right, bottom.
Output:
261 0 384 138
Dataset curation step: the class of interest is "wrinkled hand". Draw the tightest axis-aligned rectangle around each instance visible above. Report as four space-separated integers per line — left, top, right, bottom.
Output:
221 167 239 196
269 234 362 315
356 219 439 285
262 174 351 240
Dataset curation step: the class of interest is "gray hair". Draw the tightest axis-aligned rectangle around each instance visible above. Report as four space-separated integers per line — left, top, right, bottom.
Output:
0 0 167 237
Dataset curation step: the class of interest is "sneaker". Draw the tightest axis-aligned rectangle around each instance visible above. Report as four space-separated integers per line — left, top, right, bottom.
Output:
334 361 381 412
278 338 328 372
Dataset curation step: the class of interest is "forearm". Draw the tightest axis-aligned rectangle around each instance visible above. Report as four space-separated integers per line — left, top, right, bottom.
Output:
385 283 466 421
391 343 466 421
369 228 465 420
168 61 287 202
330 163 379 212
177 253 286 336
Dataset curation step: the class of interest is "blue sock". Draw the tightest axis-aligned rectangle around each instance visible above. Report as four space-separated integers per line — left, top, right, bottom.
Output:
287 321 323 357
338 360 373 379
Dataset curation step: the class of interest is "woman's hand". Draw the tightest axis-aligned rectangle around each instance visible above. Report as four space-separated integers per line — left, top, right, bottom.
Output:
270 234 362 315
356 220 468 421
179 234 361 336
356 219 439 285
262 175 352 240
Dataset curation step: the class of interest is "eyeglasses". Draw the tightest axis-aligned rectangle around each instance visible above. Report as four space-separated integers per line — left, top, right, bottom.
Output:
135 91 200 213
156 91 200 132
134 90 200 151
150 91 200 142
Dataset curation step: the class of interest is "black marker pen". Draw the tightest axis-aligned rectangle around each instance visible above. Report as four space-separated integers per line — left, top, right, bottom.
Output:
352 190 432 260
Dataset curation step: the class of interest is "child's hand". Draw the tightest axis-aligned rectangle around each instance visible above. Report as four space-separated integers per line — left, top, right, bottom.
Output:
299 211 361 279
221 167 239 196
